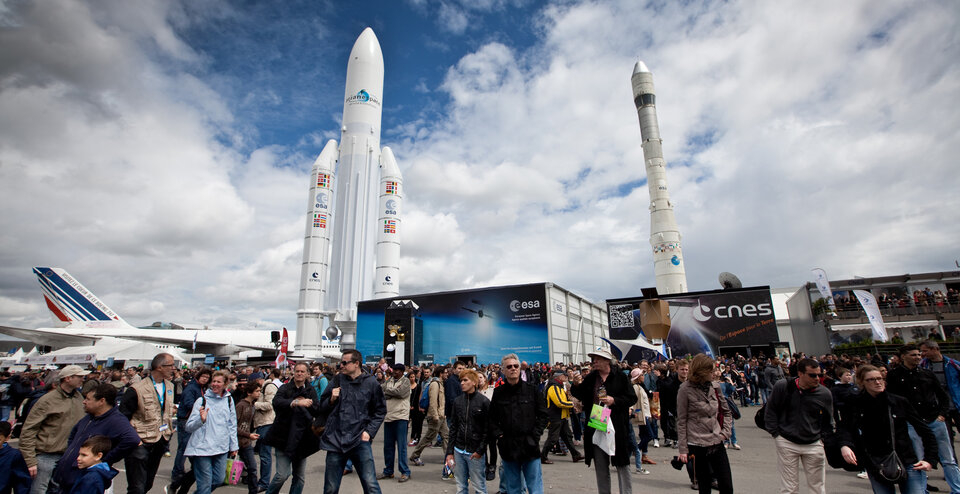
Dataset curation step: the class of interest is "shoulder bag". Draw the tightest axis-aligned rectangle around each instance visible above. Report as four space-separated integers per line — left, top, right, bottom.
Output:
869 405 907 483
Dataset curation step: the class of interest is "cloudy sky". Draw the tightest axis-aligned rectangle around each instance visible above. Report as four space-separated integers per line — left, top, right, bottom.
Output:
1 0 957 332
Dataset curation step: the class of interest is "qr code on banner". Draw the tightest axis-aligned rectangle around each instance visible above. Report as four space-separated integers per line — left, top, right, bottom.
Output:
609 304 636 329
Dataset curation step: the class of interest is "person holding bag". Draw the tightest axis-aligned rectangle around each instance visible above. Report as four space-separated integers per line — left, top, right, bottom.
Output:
676 354 733 494
570 349 636 494
839 365 937 493
184 371 238 494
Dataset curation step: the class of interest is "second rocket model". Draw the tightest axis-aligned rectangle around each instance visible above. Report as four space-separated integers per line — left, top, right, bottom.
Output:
295 28 403 356
631 61 687 295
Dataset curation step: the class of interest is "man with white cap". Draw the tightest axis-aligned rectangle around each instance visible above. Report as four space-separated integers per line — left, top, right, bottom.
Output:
570 348 637 494
18 364 89 494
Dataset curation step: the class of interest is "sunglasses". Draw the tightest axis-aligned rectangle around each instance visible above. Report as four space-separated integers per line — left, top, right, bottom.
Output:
806 373 822 379
504 364 520 369
338 360 355 367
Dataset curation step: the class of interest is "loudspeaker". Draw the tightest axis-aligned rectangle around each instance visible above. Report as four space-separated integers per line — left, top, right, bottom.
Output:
639 299 671 340
270 331 280 343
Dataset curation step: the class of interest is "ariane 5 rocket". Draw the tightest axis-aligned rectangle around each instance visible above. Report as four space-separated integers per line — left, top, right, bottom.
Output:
295 28 402 356
631 61 687 295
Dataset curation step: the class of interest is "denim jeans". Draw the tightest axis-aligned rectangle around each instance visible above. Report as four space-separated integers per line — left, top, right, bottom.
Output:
867 463 925 494
627 425 642 469
648 417 659 442
724 422 738 446
382 420 410 476
908 420 960 491
238 446 259 494
323 441 381 494
255 424 273 491
30 452 60 494
192 453 227 494
0 405 10 422
454 450 486 494
266 449 306 494
500 458 542 494
171 418 192 484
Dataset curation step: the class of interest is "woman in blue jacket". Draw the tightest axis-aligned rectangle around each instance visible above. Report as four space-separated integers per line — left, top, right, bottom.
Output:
185 371 239 494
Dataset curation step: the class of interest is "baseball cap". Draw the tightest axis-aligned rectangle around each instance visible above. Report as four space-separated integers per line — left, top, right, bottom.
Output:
59 365 91 379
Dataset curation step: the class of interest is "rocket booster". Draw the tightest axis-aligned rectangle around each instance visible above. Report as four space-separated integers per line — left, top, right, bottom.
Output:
295 28 402 355
374 146 401 298
295 140 337 355
631 61 687 295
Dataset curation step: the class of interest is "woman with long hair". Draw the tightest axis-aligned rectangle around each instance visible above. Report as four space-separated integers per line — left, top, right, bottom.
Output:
839 365 936 493
677 354 733 494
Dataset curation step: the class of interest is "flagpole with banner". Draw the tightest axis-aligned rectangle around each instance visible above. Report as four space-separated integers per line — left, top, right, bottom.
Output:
853 290 888 342
811 268 837 315
275 327 289 368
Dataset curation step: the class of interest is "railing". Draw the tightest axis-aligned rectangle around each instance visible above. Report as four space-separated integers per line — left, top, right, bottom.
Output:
815 302 960 322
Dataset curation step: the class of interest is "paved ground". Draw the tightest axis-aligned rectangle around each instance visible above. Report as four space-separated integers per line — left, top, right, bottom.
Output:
33 404 955 493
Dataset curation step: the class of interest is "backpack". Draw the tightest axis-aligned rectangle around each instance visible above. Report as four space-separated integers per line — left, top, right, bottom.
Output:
754 379 796 429
419 379 434 410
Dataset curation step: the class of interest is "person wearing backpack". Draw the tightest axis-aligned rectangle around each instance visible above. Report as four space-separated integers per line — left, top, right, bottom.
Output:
184 371 238 494
409 369 448 467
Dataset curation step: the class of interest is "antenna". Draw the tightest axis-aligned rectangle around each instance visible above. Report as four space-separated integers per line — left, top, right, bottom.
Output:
718 272 743 290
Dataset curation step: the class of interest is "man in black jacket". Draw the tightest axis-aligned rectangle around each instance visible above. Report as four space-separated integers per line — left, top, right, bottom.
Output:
887 344 960 492
490 353 548 494
570 349 636 494
318 349 387 494
263 363 321 494
445 369 489 494
764 358 834 494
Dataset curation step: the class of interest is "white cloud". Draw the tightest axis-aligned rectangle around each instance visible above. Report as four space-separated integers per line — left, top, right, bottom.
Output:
1 0 957 339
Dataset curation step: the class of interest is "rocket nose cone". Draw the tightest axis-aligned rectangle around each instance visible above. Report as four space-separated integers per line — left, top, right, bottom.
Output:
350 27 383 63
633 60 650 74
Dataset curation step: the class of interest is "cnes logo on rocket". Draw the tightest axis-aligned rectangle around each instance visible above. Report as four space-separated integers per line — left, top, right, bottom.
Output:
510 299 541 312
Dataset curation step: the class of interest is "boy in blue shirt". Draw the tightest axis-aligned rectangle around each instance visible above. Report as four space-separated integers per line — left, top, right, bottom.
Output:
0 421 31 494
68 436 117 494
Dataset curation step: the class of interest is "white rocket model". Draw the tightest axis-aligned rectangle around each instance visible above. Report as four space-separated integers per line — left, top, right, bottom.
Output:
295 28 402 356
631 61 687 295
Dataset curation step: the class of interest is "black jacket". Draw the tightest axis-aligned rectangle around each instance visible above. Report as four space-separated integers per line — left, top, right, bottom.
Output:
318 371 387 454
886 365 950 423
444 373 462 419
570 368 637 468
263 381 321 460
489 379 548 463
446 391 490 456
839 391 938 472
658 374 679 414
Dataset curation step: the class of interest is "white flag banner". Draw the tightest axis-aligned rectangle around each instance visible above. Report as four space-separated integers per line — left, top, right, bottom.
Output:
853 289 888 342
811 268 837 313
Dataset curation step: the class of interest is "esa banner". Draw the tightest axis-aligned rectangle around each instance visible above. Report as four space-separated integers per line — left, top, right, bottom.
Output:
607 287 776 359
357 283 550 364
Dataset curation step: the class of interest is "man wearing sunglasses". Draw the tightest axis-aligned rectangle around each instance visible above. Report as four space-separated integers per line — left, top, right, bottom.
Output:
764 357 834 494
889 343 960 493
318 350 387 494
489 353 548 494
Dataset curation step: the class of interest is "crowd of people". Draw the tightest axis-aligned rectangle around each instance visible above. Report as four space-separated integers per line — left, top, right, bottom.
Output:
2 341 960 493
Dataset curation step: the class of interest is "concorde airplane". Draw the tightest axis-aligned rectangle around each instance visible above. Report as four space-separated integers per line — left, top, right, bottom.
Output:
0 267 321 357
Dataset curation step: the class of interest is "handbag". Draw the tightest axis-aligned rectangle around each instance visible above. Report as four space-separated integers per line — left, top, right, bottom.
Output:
869 407 906 483
224 457 244 485
725 396 741 420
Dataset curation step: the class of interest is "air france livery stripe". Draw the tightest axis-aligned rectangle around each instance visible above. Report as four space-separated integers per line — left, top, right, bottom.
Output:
33 267 113 321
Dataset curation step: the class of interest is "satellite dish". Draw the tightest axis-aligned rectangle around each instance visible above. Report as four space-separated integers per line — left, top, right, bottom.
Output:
719 272 743 290
325 326 340 340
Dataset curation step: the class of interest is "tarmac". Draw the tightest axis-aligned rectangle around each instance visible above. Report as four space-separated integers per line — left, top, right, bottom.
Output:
48 403 952 493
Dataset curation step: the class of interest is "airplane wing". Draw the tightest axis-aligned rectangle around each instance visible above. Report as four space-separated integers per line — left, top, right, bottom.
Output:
0 325 101 347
